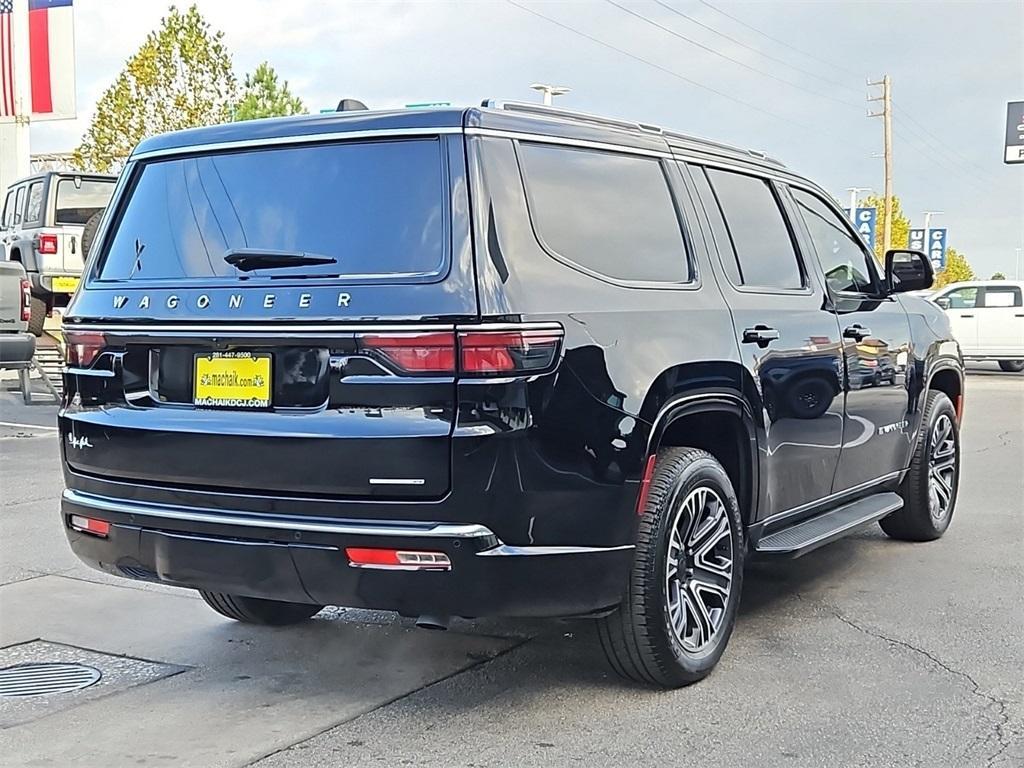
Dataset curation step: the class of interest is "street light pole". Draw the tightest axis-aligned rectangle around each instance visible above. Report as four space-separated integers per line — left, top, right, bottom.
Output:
846 187 873 223
529 83 571 106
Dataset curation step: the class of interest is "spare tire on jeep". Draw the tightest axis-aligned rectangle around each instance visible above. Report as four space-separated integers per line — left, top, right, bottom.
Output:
80 209 104 260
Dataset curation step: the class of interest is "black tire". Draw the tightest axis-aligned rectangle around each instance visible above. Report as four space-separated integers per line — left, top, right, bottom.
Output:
998 360 1024 373
880 390 960 542
597 447 745 688
28 295 47 337
199 591 323 626
80 209 104 260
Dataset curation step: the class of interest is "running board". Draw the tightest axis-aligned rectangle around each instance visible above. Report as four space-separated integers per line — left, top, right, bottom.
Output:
754 492 904 558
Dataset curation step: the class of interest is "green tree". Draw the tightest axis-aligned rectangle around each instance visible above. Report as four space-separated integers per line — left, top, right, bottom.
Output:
233 62 306 121
858 194 911 262
991 272 1007 280
934 247 975 288
73 5 236 172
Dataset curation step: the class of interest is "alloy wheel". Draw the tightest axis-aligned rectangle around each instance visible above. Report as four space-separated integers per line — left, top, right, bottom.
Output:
665 486 734 653
927 413 956 521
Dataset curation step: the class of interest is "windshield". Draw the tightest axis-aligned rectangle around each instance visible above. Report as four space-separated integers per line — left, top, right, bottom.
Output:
97 138 448 283
55 178 115 225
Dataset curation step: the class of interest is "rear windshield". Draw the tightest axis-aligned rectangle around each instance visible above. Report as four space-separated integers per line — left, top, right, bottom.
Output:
97 138 448 283
56 178 115 225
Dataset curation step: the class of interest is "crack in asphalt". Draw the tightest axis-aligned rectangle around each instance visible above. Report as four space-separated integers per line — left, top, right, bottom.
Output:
829 609 1015 766
966 430 1014 455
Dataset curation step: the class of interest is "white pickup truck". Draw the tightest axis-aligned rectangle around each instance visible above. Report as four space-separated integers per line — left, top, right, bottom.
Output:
1 171 116 335
0 259 35 368
931 280 1024 372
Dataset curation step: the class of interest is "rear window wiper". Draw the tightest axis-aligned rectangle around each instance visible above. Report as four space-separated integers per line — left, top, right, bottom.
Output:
224 248 338 272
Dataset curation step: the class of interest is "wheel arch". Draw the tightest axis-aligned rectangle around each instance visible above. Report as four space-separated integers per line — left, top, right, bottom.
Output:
646 392 760 526
925 360 964 421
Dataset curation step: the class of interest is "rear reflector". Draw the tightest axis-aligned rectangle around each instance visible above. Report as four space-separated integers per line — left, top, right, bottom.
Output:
635 454 658 516
69 515 110 538
64 330 107 368
345 547 452 571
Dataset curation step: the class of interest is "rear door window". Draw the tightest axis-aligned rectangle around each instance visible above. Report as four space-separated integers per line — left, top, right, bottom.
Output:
98 138 448 283
24 181 44 225
980 286 1022 307
517 142 690 284
703 168 804 290
56 178 115 225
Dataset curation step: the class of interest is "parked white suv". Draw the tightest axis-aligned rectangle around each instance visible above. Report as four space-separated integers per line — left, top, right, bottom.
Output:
1 171 116 335
931 280 1024 372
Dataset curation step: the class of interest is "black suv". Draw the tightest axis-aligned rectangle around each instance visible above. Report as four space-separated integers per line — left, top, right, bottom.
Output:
59 102 964 688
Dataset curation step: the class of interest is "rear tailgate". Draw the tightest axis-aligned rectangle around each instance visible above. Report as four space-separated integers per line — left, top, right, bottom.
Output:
62 132 477 504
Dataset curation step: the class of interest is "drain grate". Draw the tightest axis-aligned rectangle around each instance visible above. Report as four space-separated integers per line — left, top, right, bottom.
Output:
0 662 102 698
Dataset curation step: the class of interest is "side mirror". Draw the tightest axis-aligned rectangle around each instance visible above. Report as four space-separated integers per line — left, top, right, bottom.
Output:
935 297 951 310
885 249 934 293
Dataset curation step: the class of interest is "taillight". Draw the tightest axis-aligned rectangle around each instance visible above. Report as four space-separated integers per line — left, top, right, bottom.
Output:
64 330 107 368
355 325 563 377
359 332 456 375
38 233 58 255
459 328 563 376
19 278 31 322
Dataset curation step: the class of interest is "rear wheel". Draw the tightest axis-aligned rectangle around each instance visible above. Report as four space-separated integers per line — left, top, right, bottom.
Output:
28 295 46 337
199 591 323 625
880 390 959 541
597 447 744 688
998 360 1024 373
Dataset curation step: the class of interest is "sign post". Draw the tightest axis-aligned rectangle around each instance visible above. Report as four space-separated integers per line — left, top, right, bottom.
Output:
1006 101 1024 164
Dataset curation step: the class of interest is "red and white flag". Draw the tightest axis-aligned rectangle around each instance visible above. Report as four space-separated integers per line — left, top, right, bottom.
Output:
0 0 75 119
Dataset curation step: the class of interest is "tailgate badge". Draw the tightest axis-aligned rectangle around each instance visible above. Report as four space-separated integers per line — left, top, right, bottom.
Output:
67 434 93 450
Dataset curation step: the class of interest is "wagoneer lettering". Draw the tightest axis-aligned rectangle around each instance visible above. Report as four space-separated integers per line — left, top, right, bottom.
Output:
59 101 964 689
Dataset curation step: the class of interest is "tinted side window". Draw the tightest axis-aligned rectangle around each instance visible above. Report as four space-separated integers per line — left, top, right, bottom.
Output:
705 168 803 289
790 188 878 294
24 182 44 225
1 190 13 228
518 143 690 283
688 165 741 285
981 286 1022 308
12 186 26 225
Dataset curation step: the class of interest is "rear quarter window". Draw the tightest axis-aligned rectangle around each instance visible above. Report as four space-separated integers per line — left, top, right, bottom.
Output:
98 138 449 283
517 142 690 284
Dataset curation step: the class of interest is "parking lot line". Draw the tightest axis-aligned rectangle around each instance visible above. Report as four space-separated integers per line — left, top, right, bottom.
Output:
0 421 58 431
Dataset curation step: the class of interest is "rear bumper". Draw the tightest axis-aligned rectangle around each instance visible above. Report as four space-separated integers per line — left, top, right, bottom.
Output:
61 489 633 618
0 332 35 365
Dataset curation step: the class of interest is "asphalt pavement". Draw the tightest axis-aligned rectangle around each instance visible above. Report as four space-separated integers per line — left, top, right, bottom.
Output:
1 365 1021 768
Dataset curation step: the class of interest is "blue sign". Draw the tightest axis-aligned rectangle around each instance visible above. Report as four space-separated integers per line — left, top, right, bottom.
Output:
908 228 926 252
853 207 876 252
928 228 948 270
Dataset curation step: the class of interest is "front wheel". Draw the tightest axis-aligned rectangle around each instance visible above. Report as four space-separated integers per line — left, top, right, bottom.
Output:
199 591 323 625
597 447 744 688
998 360 1024 373
880 390 960 541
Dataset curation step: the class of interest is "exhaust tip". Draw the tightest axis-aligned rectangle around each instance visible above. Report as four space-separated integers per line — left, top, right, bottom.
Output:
414 614 451 631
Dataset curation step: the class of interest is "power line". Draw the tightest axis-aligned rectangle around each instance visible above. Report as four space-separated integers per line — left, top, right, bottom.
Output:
653 0 863 98
504 0 807 131
892 102 1002 184
605 0 864 111
696 0 862 78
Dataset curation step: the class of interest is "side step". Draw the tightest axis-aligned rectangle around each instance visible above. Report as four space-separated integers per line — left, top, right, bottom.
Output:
754 492 904 558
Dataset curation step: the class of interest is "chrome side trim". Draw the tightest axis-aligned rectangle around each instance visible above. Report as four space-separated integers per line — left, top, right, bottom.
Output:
131 127 463 161
465 127 673 159
368 478 426 486
476 544 635 557
62 489 495 539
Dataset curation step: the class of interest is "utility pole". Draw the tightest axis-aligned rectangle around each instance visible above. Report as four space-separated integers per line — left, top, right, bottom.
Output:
867 75 894 253
846 187 872 223
529 83 570 106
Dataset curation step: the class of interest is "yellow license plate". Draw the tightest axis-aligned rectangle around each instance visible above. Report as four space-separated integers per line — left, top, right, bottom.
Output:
194 353 271 409
52 276 80 293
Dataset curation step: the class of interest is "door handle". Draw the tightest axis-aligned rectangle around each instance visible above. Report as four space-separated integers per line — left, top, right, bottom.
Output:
960 314 974 319
843 324 872 341
742 326 780 347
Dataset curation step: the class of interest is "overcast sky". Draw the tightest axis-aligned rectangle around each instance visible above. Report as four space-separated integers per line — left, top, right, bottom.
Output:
32 0 1024 277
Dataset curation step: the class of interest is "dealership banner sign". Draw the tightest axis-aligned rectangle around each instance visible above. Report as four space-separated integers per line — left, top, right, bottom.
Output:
1006 101 1024 164
927 228 948 270
843 207 878 252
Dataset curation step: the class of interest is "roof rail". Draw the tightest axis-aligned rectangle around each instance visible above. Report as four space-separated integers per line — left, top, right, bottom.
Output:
481 99 664 135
